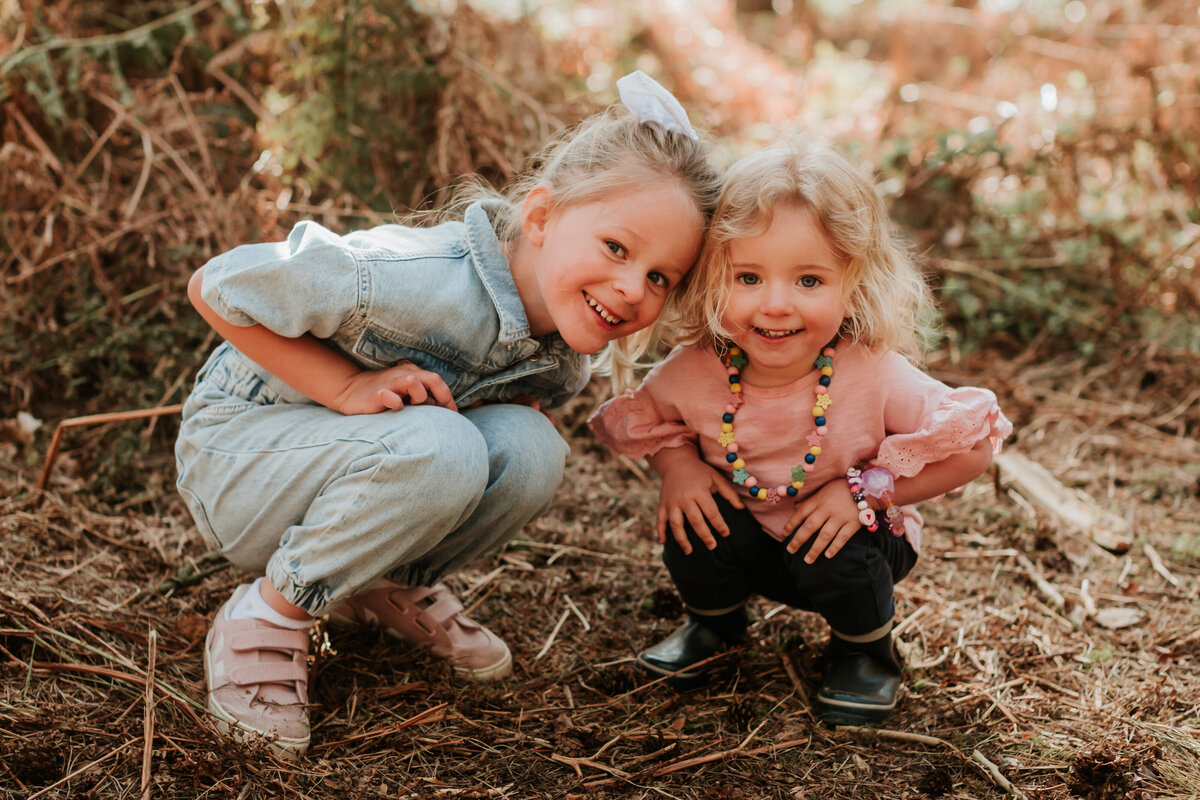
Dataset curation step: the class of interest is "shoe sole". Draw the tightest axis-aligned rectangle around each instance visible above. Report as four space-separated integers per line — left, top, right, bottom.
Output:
635 655 712 689
204 627 310 760
326 611 513 682
815 693 896 726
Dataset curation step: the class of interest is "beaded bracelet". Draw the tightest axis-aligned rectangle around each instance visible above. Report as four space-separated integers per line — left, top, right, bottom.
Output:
844 467 879 532
861 466 906 535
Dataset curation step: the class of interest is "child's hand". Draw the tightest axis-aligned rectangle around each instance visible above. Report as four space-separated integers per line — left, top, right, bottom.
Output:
335 362 458 415
783 479 862 563
651 450 745 555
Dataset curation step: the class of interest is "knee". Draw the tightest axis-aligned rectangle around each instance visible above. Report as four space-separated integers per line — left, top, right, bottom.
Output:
470 404 568 502
373 407 490 495
789 531 881 590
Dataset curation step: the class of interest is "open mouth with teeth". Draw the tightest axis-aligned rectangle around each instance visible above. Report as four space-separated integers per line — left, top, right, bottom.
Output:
753 327 800 338
586 293 623 327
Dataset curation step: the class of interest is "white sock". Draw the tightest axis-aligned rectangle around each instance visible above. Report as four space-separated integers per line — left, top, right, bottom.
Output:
229 577 315 630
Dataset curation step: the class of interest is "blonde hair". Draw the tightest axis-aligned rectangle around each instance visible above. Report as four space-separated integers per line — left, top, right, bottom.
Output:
445 105 721 391
674 134 931 361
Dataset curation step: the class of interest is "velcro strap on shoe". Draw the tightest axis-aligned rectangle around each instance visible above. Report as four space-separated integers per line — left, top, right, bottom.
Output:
422 593 465 626
230 661 308 687
231 628 309 655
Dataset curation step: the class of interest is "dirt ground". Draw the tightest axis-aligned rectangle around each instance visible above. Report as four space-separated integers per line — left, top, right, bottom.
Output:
2 343 1198 800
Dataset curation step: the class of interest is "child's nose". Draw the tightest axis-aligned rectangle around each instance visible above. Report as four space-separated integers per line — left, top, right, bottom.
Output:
613 272 646 305
761 284 795 314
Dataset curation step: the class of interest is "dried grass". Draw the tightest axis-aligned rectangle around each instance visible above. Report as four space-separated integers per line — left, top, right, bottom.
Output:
3 351 1200 798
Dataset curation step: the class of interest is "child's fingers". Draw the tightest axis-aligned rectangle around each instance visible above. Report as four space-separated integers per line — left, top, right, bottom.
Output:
785 512 820 554
664 508 693 555
713 479 745 510
821 522 859 559
696 494 731 538
421 377 457 411
377 389 404 410
684 510 718 550
670 525 694 555
802 517 855 563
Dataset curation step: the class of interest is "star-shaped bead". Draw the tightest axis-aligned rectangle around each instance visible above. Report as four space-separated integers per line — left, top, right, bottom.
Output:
718 431 735 446
806 431 823 447
814 354 833 368
728 393 744 410
791 465 808 482
815 392 832 410
732 468 749 485
765 488 780 504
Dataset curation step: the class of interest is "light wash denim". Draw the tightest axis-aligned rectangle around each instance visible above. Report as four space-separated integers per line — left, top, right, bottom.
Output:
198 201 588 408
175 202 579 616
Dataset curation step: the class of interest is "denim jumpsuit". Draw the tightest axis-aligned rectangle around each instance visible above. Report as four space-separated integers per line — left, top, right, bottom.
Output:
175 202 587 616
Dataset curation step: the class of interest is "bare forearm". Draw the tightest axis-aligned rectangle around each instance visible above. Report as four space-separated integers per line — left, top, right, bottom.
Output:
646 444 703 478
888 438 994 507
188 267 358 410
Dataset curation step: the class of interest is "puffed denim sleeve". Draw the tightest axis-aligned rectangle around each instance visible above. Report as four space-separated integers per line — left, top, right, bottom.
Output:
200 221 358 339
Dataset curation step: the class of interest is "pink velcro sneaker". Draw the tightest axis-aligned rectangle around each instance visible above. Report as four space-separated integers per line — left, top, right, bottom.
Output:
329 581 512 682
204 584 311 759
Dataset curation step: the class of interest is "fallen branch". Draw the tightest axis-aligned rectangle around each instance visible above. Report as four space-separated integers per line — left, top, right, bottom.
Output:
838 726 1028 798
994 450 1133 552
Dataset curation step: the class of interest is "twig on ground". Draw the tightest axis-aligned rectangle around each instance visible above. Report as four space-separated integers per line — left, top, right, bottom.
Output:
1143 543 1181 587
535 606 572 661
141 629 157 800
26 738 141 800
838 726 1028 798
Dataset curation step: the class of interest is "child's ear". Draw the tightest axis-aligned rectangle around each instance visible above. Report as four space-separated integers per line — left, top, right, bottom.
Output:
520 186 554 247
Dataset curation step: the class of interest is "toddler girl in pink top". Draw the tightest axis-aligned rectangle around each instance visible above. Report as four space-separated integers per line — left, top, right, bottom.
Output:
591 134 1012 724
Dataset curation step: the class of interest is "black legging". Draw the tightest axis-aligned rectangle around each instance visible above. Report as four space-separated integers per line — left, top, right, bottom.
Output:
662 496 918 637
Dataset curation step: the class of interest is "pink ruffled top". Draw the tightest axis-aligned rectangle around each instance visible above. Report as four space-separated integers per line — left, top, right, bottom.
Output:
589 342 1013 553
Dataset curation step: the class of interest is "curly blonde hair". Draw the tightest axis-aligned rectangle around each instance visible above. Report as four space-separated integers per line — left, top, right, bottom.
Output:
673 133 931 362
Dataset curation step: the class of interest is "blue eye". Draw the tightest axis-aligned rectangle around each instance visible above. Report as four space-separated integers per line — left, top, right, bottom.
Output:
736 273 760 286
799 275 820 288
606 240 626 257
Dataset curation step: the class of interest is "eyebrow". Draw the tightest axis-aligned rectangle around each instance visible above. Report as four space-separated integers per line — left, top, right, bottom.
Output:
729 260 840 271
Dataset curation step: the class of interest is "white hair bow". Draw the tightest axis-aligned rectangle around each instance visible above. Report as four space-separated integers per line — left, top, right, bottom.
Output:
616 71 698 141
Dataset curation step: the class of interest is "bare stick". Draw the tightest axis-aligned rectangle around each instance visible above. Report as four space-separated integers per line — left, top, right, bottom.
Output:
972 748 1026 798
141 629 157 800
535 607 571 661
1016 554 1066 610
564 595 591 631
1143 543 1181 588
27 738 140 800
837 726 1027 798
994 450 1132 552
37 404 184 493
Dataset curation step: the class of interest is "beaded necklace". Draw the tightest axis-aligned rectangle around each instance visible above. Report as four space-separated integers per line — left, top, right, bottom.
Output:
719 343 835 504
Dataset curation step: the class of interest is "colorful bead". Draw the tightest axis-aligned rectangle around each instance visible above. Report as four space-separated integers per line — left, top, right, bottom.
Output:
719 343 836 503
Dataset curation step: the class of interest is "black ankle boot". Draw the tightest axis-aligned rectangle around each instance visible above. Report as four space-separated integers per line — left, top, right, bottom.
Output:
637 607 747 687
816 632 902 725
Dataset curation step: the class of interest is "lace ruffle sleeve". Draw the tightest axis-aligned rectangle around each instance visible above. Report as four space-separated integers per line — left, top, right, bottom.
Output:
874 386 1013 478
590 389 696 461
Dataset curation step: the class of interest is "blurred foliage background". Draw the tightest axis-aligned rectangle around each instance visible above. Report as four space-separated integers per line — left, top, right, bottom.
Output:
1 0 1197 499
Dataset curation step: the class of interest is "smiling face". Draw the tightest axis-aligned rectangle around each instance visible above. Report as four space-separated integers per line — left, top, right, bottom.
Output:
722 202 850 387
514 181 704 355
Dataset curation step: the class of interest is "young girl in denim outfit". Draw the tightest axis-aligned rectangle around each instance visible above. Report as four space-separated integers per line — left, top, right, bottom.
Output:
591 134 1012 724
176 73 720 758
